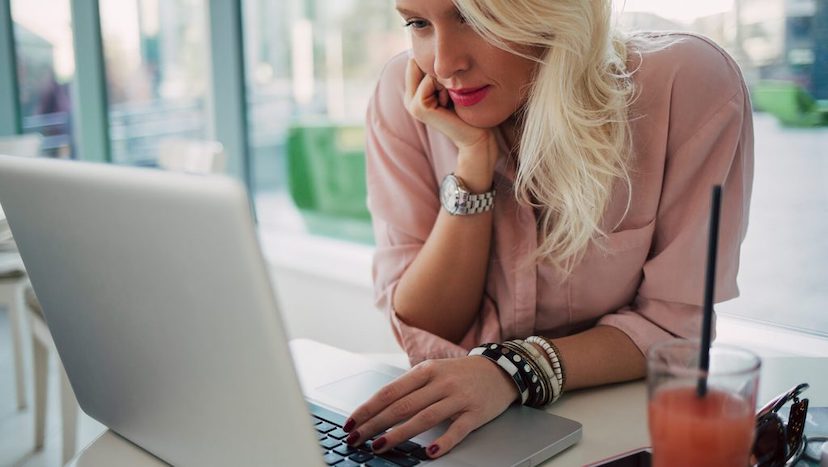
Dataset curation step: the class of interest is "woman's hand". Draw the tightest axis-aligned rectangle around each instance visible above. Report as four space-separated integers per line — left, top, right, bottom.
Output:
343 356 518 459
404 58 498 191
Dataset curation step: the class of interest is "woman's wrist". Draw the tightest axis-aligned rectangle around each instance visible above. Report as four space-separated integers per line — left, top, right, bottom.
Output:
455 135 498 193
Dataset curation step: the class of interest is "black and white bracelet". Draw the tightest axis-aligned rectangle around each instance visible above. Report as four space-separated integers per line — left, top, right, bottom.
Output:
502 340 549 407
512 339 557 405
469 343 535 405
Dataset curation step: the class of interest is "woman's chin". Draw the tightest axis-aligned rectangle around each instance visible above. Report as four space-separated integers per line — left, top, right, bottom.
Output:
455 108 508 130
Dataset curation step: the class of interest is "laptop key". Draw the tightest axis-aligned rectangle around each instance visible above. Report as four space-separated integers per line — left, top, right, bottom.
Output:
379 450 420 466
320 437 341 450
323 452 345 465
349 451 375 463
316 422 337 433
328 427 349 440
366 458 401 467
409 447 430 461
337 461 360 467
333 444 359 456
317 432 328 441
394 440 422 454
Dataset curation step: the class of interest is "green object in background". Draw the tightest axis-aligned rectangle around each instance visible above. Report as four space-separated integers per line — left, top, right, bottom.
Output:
751 80 828 127
286 121 374 244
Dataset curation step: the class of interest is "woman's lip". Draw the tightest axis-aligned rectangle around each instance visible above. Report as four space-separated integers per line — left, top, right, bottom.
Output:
447 85 491 107
448 85 489 94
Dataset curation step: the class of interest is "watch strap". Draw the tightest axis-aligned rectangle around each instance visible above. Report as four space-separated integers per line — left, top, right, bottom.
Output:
463 190 496 214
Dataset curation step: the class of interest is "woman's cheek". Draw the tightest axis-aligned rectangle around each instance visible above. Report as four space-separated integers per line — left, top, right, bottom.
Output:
411 47 435 77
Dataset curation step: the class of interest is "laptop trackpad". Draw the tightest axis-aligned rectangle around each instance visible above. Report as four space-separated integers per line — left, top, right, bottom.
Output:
316 370 397 412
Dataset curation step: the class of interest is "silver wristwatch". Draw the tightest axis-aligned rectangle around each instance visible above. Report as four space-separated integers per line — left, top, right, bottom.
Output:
440 173 495 216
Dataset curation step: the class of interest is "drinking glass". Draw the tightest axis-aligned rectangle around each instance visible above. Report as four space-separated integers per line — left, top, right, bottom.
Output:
647 340 761 467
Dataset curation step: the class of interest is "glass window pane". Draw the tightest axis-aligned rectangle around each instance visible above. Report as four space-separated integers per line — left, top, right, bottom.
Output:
100 0 211 166
244 0 408 241
617 1 828 337
11 0 76 158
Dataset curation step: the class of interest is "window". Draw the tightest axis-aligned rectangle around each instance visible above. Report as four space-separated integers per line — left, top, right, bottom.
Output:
11 0 75 158
99 0 211 166
1 0 825 344
617 0 828 337
243 0 408 240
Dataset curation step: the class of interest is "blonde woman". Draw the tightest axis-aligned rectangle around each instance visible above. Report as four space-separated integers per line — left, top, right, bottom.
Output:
344 0 753 459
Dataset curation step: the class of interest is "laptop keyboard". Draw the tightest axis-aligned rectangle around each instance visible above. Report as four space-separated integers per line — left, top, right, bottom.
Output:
311 403 429 466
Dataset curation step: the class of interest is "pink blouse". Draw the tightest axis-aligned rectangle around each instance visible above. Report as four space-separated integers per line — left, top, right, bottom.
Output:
365 33 754 365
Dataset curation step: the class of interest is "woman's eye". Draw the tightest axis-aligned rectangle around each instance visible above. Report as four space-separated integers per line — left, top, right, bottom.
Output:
403 19 429 30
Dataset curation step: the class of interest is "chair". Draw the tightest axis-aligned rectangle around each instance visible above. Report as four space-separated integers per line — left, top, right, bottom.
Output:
26 287 79 464
0 133 42 410
0 254 27 409
751 80 828 127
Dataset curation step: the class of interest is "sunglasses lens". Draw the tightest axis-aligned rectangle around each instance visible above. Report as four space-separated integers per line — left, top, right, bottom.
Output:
785 398 808 457
753 415 787 467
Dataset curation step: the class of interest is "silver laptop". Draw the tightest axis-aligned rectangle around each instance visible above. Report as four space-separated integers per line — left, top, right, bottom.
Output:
0 155 581 467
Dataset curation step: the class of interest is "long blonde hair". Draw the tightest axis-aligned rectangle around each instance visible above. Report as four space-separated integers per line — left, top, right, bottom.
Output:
453 0 666 273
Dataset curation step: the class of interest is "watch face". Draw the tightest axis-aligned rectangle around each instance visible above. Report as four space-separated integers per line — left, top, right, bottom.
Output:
441 176 459 213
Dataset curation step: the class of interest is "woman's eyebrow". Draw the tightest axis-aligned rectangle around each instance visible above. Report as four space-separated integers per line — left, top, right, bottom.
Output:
395 8 418 16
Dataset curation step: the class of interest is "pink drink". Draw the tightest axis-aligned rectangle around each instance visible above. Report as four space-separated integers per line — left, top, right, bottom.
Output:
648 386 755 467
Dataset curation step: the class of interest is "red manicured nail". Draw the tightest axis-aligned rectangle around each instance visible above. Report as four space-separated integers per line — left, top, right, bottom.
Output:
346 431 360 445
372 437 387 451
343 418 355 432
428 444 440 456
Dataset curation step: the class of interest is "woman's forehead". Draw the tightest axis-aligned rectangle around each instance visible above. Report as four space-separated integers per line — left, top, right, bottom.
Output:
395 0 459 16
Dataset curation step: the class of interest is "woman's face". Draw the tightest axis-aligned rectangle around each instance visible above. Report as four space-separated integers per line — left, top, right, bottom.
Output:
396 0 540 129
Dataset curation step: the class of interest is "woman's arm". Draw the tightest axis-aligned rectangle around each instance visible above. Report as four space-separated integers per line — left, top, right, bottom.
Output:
343 327 646 460
548 325 646 390
391 59 500 343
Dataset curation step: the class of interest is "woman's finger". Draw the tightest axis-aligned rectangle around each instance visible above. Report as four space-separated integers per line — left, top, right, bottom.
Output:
369 397 465 454
422 412 480 459
404 57 424 104
346 361 435 434
438 87 450 108
346 385 445 446
409 71 440 117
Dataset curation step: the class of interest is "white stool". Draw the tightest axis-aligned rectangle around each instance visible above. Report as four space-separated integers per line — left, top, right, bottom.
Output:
0 252 28 410
26 286 80 464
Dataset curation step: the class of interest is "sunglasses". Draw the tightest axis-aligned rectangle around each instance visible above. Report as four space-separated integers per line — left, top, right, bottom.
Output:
751 383 827 466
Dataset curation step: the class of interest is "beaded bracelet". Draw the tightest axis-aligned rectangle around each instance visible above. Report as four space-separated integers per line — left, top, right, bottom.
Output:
502 340 548 407
525 336 565 402
468 343 531 404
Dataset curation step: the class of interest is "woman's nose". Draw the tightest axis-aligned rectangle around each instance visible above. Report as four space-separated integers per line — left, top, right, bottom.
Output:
432 32 470 80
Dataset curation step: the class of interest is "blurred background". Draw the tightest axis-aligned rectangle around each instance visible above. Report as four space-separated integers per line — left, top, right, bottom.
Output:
0 0 826 465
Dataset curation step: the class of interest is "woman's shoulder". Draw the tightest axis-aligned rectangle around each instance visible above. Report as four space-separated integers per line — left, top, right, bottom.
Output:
628 33 749 147
371 51 411 120
630 32 746 103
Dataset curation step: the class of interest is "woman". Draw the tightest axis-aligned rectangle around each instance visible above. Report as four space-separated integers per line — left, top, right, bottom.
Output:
344 0 754 459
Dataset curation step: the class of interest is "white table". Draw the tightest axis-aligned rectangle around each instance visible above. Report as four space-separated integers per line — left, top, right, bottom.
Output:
67 356 828 467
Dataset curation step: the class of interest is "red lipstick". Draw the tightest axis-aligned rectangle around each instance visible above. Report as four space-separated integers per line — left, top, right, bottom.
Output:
447 85 491 107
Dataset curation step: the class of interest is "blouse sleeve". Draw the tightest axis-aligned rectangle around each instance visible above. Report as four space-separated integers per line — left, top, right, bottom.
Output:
365 53 500 364
597 37 754 357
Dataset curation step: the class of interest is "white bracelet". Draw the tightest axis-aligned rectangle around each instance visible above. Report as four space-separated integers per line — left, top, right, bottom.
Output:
526 336 564 402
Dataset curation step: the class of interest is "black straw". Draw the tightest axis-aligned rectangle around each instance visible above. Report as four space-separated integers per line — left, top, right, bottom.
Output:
697 185 722 398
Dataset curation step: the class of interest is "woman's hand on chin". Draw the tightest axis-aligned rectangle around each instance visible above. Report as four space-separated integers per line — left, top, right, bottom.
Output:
342 355 518 460
404 59 497 154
